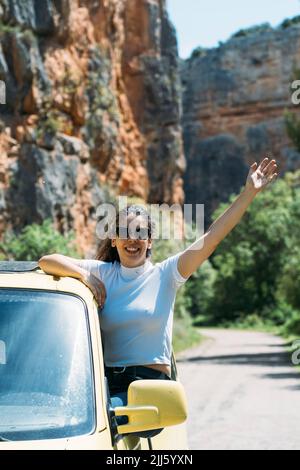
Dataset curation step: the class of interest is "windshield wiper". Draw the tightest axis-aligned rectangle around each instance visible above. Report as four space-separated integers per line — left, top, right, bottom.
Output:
0 436 10 442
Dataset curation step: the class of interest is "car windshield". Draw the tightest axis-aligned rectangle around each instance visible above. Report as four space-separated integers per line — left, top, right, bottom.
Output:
0 289 95 441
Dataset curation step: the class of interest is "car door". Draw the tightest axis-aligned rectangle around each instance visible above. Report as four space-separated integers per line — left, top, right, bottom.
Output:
104 353 188 450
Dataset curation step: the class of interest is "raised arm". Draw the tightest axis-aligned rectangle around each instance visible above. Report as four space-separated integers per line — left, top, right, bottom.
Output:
178 157 278 279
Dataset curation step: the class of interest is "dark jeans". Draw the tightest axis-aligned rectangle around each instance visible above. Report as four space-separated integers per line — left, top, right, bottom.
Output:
105 365 172 438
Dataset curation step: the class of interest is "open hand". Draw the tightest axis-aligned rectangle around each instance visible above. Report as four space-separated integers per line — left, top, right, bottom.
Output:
245 157 278 194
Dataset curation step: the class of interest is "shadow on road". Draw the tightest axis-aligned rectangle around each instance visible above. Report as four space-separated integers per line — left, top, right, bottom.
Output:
177 339 300 391
262 372 300 380
177 350 292 367
287 384 300 391
261 372 300 391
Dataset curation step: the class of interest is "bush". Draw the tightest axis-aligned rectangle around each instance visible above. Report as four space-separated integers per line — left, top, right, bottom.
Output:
0 219 80 261
277 247 300 310
231 23 272 39
284 111 300 152
281 309 300 337
190 46 207 60
184 260 216 322
260 301 294 327
275 173 300 311
172 315 202 353
188 171 300 333
227 313 270 330
280 15 300 30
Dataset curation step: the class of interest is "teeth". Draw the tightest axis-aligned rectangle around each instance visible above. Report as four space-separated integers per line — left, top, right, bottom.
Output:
126 247 139 252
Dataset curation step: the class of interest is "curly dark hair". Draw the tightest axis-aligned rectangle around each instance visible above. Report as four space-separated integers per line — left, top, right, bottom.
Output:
96 204 155 263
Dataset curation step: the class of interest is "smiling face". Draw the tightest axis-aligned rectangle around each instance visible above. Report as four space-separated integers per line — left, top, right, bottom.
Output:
111 213 152 268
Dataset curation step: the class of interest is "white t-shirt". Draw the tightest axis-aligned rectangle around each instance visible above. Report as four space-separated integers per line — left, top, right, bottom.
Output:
77 253 188 367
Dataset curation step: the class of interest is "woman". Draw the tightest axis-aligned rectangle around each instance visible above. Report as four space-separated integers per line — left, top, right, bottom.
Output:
38 157 278 436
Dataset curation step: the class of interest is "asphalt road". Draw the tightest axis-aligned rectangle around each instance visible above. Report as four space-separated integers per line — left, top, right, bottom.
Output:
176 328 300 450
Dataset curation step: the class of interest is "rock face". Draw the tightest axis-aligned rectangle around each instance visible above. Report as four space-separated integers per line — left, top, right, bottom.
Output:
0 0 185 255
182 24 300 226
2 5 300 253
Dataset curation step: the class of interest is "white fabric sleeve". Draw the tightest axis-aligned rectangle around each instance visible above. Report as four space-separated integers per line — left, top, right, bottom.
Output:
75 259 106 281
160 252 189 289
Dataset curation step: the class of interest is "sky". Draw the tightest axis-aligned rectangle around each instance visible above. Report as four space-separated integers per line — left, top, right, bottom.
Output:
167 0 300 58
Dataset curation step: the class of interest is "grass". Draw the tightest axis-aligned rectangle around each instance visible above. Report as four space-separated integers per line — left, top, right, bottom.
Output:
219 322 281 334
193 312 286 335
173 318 204 353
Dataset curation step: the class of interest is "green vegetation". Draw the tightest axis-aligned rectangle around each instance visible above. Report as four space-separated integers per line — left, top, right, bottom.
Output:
37 65 86 138
284 65 300 148
285 110 300 152
231 23 272 39
185 171 300 338
36 68 82 139
36 111 61 139
172 316 202 353
84 46 120 150
0 22 21 36
190 46 207 60
231 16 300 39
0 21 35 43
0 219 80 261
61 68 80 95
280 15 300 30
36 92 62 140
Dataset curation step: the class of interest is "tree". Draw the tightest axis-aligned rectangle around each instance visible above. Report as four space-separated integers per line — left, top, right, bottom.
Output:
0 219 80 261
204 173 296 325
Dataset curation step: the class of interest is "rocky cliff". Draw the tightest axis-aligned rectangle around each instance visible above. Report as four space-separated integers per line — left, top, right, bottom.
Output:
182 23 300 225
0 0 185 255
2 4 300 253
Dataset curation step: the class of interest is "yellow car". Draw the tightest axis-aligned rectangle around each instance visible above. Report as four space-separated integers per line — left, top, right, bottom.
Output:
0 261 188 450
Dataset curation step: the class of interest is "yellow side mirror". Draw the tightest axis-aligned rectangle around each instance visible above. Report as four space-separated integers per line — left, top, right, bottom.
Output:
114 380 188 435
